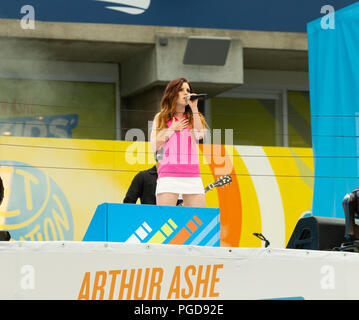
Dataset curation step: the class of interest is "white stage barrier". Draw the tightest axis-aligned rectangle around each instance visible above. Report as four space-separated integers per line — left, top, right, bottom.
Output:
0 241 358 300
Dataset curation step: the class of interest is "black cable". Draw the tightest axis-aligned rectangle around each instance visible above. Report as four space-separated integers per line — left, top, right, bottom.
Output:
0 100 107 111
0 163 357 179
253 233 270 247
0 141 356 160
3 100 359 118
0 120 354 139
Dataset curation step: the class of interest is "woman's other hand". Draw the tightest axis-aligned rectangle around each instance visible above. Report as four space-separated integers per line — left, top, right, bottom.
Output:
169 117 189 132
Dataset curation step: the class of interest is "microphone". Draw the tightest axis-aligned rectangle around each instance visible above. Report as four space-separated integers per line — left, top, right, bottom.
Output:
186 94 208 101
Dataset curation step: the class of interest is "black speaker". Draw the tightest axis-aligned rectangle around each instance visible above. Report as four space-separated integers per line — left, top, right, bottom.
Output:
0 231 10 241
286 216 347 251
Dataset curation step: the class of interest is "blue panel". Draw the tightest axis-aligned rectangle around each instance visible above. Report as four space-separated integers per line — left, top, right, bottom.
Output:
83 203 220 247
2 0 358 33
82 203 108 241
307 2 359 217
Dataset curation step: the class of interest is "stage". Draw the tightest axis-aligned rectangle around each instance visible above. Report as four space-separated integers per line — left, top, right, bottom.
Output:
1 241 358 300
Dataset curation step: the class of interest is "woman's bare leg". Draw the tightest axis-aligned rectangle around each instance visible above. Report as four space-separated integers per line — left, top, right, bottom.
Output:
156 193 179 206
182 194 206 207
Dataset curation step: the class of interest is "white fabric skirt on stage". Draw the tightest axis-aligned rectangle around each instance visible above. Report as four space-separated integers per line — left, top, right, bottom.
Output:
156 177 204 195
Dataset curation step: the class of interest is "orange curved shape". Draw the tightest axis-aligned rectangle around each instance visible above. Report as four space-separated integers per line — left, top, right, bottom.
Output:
200 144 242 247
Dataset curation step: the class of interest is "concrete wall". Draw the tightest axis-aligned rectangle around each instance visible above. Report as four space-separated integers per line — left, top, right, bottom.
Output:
121 85 165 141
0 19 309 140
120 35 243 97
0 19 308 60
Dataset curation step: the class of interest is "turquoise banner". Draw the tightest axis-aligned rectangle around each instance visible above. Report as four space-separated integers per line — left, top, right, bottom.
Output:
83 203 220 247
308 2 359 217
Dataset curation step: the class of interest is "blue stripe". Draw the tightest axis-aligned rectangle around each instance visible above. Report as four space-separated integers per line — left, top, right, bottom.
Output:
190 214 220 246
205 232 220 246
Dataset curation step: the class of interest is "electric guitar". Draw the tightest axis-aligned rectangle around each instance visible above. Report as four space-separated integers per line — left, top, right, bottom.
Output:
176 175 232 206
204 174 232 193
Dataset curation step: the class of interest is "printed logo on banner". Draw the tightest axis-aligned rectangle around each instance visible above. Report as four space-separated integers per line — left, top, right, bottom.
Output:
0 114 78 138
125 215 220 246
121 212 220 246
125 216 209 245
84 203 220 246
0 161 74 241
95 0 151 15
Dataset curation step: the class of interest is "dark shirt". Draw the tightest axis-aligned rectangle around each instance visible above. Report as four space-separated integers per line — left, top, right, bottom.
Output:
0 177 3 205
123 165 157 205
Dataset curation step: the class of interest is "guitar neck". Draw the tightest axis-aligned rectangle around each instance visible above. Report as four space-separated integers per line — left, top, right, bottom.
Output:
204 184 214 193
204 175 231 193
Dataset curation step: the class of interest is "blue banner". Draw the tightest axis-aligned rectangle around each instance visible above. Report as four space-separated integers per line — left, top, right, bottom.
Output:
1 0 357 33
308 2 359 217
83 203 220 247
0 114 78 138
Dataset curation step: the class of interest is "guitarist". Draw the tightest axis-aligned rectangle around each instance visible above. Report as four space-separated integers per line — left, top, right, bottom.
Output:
0 176 3 206
123 150 183 206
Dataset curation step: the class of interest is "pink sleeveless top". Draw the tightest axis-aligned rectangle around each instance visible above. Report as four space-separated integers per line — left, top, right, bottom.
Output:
157 116 201 178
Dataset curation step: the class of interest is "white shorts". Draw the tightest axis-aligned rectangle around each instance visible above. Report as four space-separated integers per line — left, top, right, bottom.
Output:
156 177 205 195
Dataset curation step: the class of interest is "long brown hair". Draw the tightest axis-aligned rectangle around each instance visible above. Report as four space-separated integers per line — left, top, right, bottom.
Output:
156 78 208 130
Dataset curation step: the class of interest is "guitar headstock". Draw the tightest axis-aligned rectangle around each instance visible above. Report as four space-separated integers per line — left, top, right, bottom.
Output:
212 175 232 188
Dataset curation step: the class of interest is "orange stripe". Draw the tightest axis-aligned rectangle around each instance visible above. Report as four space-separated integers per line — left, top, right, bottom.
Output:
186 220 198 233
169 228 191 244
199 144 242 247
193 215 203 226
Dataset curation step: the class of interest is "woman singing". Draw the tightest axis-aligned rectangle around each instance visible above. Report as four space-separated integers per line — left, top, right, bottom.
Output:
150 78 208 207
